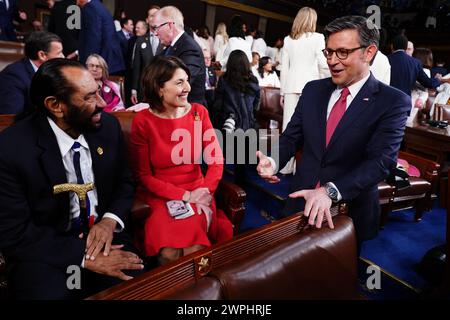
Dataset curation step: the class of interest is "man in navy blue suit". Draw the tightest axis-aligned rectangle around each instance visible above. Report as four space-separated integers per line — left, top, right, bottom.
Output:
389 34 441 96
152 6 206 106
0 59 143 299
0 31 64 115
77 0 125 75
0 0 26 41
257 16 410 248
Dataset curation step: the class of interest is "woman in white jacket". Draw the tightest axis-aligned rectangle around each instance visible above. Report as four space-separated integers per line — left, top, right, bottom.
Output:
214 22 229 63
279 7 330 174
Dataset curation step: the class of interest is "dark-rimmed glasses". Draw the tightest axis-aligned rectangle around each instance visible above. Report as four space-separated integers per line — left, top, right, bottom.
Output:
151 21 172 32
322 46 367 60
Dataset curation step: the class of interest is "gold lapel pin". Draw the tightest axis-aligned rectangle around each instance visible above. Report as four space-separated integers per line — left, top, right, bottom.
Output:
194 111 200 121
97 147 104 155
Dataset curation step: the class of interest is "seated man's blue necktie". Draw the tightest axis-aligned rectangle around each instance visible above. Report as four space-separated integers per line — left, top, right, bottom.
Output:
71 141 91 233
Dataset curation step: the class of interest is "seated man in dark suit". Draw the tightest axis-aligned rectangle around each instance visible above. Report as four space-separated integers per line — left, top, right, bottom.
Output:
0 59 144 299
389 34 441 96
0 31 64 115
152 5 206 106
256 16 411 252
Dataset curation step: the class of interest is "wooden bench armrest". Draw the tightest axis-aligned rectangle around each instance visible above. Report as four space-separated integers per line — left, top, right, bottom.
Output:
398 151 440 187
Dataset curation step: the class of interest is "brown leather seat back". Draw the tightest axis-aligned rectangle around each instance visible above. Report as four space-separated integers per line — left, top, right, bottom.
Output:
108 75 126 102
434 104 450 121
111 111 136 147
260 87 282 114
210 216 358 300
0 40 24 72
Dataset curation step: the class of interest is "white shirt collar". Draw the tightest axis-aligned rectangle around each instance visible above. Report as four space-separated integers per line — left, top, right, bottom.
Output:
47 117 90 158
29 59 39 72
171 30 184 47
339 72 371 98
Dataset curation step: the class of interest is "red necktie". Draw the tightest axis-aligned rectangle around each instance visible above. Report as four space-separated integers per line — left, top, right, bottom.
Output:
326 87 350 146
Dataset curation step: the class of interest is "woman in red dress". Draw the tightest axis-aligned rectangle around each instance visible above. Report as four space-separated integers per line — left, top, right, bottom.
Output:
129 56 233 265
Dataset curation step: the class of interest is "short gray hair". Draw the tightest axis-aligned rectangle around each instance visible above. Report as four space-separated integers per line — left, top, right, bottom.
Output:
158 6 184 29
324 15 379 48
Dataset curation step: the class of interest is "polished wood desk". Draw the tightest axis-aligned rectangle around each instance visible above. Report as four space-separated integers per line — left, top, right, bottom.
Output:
403 120 450 164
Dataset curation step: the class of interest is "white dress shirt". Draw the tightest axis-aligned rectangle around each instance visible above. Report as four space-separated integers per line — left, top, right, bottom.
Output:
47 118 124 232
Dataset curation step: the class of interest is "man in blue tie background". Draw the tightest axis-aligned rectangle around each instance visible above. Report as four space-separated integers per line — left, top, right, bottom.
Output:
0 59 144 299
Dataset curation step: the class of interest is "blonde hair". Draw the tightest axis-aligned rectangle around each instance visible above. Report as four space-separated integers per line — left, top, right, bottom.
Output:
86 54 108 80
290 7 317 39
158 6 184 29
215 22 229 42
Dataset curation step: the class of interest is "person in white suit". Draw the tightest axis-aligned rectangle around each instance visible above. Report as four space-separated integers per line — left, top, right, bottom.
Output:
279 7 330 174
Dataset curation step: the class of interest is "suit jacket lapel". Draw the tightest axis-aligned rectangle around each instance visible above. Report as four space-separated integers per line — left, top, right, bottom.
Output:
36 114 70 229
85 132 106 205
23 58 35 80
326 74 379 152
316 79 336 156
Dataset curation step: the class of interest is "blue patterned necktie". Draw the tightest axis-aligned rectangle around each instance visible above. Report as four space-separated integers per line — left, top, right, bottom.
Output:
71 142 90 233
164 45 173 56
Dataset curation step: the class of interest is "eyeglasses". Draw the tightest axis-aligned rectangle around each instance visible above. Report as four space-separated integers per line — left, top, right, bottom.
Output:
322 46 367 60
151 21 172 32
86 63 102 70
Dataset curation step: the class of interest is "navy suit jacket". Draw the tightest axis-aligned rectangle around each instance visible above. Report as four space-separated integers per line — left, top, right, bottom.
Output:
0 58 34 115
78 0 125 74
389 50 440 96
168 32 206 105
277 74 410 241
0 0 18 41
0 112 135 270
47 0 79 56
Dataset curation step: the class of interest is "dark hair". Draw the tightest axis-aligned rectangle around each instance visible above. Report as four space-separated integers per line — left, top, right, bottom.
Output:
224 50 257 93
324 15 379 64
197 26 210 39
120 18 132 28
148 5 160 11
413 47 434 69
228 15 246 39
257 56 273 78
30 58 85 116
141 56 191 112
24 31 62 60
392 34 408 51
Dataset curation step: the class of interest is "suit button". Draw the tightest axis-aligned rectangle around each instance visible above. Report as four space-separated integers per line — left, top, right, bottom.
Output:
321 162 326 168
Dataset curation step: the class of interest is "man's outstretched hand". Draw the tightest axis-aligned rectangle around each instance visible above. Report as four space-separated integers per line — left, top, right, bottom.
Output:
289 187 334 229
256 151 280 183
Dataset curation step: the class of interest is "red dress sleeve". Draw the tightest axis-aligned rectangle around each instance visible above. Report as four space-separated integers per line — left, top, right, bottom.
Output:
129 113 187 200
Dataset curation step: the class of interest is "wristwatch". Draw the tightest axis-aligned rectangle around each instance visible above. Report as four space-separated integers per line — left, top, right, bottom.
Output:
324 182 339 202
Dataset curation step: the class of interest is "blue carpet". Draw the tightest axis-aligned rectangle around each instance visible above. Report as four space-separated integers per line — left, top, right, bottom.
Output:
360 201 446 291
227 165 447 296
